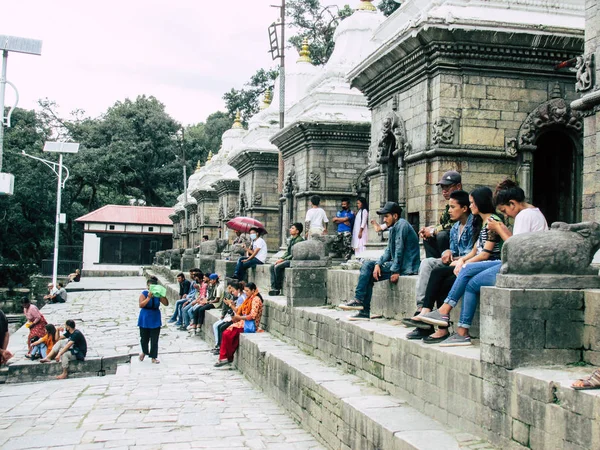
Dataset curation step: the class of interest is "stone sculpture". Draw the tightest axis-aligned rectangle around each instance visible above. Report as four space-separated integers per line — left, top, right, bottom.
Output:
432 118 455 145
198 239 228 256
575 54 594 93
500 222 600 275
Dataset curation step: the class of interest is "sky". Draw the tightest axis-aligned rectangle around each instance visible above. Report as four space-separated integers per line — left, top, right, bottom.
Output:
0 0 355 126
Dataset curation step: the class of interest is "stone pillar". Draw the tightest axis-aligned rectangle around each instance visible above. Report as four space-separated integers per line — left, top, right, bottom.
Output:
213 179 240 240
169 213 180 249
285 239 330 307
191 189 219 240
184 201 197 250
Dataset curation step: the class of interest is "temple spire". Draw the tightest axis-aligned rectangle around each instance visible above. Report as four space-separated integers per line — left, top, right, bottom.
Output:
357 0 377 11
207 150 213 162
297 38 312 63
195 160 202 173
260 89 272 110
232 110 243 129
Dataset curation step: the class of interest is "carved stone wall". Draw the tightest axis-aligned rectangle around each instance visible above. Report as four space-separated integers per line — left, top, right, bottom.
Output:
213 178 240 241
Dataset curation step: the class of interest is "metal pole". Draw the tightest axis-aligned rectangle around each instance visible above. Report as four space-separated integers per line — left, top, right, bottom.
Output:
52 153 63 287
0 50 8 173
182 129 189 249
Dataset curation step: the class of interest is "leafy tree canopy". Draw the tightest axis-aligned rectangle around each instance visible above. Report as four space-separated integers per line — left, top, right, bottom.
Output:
223 68 278 125
378 0 401 16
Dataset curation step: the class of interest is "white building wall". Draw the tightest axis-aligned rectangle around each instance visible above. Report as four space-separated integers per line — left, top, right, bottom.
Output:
82 232 101 270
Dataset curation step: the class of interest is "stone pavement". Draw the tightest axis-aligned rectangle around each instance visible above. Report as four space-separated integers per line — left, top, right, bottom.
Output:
65 277 147 292
1 281 325 450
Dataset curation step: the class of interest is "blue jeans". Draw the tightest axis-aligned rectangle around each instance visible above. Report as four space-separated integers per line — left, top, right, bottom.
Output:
444 260 502 328
171 298 188 323
233 257 263 281
354 261 392 314
182 303 196 327
31 343 48 358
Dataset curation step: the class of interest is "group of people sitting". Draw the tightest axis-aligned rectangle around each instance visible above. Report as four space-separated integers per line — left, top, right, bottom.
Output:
339 171 549 347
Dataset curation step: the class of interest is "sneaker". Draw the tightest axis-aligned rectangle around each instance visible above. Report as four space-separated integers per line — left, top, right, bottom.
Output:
268 289 280 296
418 310 450 327
339 300 364 311
347 312 370 321
406 328 433 340
438 333 472 347
423 332 450 344
401 317 434 330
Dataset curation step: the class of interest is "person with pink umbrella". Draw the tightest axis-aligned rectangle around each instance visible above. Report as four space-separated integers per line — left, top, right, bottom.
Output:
232 227 268 281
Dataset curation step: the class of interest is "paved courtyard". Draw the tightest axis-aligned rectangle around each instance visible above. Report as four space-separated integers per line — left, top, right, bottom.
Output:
1 280 325 450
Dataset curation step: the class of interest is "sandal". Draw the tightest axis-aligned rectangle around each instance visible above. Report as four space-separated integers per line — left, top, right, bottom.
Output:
151 358 160 364
572 369 600 390
139 353 145 362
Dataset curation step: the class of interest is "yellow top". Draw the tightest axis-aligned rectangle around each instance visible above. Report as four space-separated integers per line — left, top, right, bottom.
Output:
232 110 243 129
207 150 213 162
261 89 272 110
195 160 202 173
297 38 312 63
357 0 377 11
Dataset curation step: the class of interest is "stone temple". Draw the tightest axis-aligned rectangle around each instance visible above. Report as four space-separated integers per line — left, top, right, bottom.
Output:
152 0 600 448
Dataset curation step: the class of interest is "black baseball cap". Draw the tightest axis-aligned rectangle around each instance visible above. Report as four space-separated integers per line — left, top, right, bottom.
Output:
376 201 402 216
436 170 461 186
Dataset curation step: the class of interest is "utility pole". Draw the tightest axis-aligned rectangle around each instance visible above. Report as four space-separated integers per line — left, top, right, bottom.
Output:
269 1 286 193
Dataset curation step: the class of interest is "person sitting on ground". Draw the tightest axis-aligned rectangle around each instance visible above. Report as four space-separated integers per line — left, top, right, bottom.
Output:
232 227 268 281
49 282 67 303
304 195 329 239
40 319 87 380
189 273 225 333
418 187 506 346
211 281 246 355
136 276 169 363
215 282 263 367
68 269 81 283
22 298 48 358
403 190 474 342
43 283 58 302
28 324 58 360
269 223 304 296
169 269 199 325
181 273 209 331
339 201 420 321
418 170 462 258
422 179 549 347
0 309 13 366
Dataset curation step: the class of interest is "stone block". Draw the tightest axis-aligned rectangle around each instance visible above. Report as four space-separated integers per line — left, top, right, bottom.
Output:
512 419 530 447
461 126 505 147
285 267 328 307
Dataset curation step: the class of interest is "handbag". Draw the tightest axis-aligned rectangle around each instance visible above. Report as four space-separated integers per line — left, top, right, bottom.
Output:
244 319 256 333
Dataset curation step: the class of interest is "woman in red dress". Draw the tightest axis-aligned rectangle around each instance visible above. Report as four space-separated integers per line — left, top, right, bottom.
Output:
22 298 48 358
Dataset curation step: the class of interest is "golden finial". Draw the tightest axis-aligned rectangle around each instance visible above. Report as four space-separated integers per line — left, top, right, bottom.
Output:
207 150 213 162
195 160 202 172
357 0 377 11
297 38 312 63
232 110 243 129
260 89 272 110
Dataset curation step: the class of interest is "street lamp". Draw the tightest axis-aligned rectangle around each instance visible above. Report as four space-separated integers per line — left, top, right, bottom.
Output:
0 35 43 195
21 141 79 287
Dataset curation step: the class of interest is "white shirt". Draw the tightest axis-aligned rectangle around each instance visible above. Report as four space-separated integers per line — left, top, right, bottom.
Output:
305 208 329 229
252 237 268 263
513 208 548 235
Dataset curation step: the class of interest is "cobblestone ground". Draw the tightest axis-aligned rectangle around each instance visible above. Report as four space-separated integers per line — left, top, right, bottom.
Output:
1 288 325 450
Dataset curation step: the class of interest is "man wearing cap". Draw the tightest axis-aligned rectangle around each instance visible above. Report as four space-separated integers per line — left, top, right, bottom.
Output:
419 170 462 258
339 201 420 320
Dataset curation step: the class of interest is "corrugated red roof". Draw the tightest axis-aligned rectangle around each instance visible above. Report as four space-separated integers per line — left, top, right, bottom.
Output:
76 205 175 225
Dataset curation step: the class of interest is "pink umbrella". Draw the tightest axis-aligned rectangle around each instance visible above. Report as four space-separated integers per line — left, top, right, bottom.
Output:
225 217 268 234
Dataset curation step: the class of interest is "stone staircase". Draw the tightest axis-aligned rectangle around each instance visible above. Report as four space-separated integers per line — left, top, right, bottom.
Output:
147 265 600 450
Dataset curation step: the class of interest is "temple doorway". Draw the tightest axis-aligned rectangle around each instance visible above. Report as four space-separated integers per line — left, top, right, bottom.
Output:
531 130 581 225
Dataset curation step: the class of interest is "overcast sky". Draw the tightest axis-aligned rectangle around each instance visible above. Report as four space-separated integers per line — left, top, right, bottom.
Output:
0 0 355 126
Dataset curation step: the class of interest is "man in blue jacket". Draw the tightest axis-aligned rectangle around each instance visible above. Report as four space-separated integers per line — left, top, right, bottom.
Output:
339 201 420 320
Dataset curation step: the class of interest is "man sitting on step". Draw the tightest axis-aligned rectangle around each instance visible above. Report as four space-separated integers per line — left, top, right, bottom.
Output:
269 222 304 296
339 201 420 320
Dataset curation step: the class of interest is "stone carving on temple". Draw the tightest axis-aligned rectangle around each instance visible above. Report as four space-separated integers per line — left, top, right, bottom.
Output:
505 139 518 157
518 96 583 149
284 160 298 196
376 112 409 165
253 192 263 206
227 206 236 219
238 182 248 215
203 215 209 225
432 118 455 145
218 204 225 220
575 54 594 93
308 171 321 189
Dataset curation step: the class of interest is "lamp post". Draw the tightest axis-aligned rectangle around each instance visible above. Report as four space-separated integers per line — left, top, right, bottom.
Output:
0 35 43 195
22 142 79 287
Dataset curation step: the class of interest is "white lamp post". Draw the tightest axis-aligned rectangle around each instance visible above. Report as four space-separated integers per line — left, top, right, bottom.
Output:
0 35 43 195
22 142 79 286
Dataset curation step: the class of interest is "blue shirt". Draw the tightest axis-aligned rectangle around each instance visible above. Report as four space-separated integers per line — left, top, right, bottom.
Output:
449 214 474 257
336 209 355 233
378 219 420 275
138 290 162 329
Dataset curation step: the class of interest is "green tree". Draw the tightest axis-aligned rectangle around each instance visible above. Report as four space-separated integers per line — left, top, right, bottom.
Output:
223 68 278 125
378 0 401 16
287 0 353 66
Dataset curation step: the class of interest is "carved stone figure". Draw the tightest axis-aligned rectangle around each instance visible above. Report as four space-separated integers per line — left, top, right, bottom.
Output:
292 239 327 261
432 118 455 145
376 112 409 165
505 139 518 157
500 222 600 275
309 171 321 189
238 182 248 215
284 160 298 196
199 239 228 256
253 192 262 206
227 206 236 219
519 97 583 148
203 215 209 225
218 204 225 220
575 54 594 93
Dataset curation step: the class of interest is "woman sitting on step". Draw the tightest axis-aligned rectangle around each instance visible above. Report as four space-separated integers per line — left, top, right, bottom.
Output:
215 282 262 367
211 281 246 355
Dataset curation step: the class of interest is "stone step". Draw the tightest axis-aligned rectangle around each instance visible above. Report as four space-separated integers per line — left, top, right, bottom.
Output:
236 331 495 450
